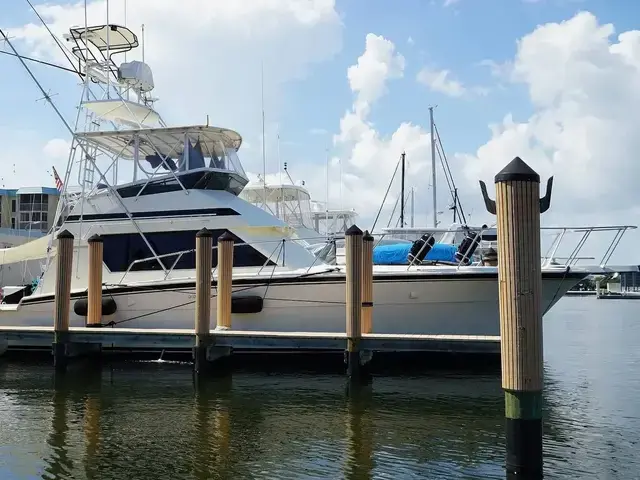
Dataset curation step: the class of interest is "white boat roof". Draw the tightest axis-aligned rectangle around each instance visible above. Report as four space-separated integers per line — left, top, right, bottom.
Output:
76 125 243 160
68 24 138 57
241 183 311 202
82 99 161 127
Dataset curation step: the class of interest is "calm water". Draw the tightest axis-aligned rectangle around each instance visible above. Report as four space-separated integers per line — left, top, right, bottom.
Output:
1 297 639 479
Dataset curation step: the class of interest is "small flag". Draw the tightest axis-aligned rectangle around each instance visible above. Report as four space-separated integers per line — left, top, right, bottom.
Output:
52 166 64 193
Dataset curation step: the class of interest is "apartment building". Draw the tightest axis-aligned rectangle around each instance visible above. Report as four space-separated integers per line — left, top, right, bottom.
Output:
0 187 60 233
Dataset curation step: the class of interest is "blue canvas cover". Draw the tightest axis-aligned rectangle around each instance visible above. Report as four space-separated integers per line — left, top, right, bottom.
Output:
372 242 458 265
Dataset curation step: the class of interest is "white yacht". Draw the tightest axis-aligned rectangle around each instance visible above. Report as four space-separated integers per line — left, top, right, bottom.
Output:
0 21 635 342
239 181 358 241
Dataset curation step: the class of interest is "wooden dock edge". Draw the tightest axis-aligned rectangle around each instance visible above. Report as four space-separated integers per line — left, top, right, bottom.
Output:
0 327 500 355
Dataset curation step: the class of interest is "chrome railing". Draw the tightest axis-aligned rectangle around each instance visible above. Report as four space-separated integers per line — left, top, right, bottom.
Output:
115 224 637 285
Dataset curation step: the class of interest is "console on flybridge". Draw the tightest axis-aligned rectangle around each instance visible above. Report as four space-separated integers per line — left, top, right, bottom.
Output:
63 24 161 128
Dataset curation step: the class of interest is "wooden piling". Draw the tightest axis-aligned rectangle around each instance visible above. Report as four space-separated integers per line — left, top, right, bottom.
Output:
362 230 374 334
194 228 213 373
345 225 363 379
86 235 103 327
216 232 234 330
481 156 553 477
53 229 74 371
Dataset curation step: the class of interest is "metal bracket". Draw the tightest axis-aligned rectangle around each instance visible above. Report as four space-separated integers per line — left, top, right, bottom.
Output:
479 176 554 215
479 181 496 215
539 177 553 213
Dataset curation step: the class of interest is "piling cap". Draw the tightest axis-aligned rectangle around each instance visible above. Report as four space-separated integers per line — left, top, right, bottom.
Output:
56 229 74 240
494 157 540 184
363 230 374 242
218 231 235 242
345 224 363 236
87 234 103 243
196 227 212 238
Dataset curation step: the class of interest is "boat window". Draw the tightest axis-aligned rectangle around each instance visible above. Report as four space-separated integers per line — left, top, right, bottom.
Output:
101 229 276 272
117 171 247 198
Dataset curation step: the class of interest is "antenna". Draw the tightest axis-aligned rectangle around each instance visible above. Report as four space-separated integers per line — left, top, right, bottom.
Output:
106 0 110 99
261 61 266 207
141 24 145 63
339 157 343 213
124 0 129 100
400 151 406 228
277 128 282 185
325 146 329 235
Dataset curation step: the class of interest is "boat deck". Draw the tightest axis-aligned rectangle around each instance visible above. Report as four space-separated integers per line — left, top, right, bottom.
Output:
0 326 500 354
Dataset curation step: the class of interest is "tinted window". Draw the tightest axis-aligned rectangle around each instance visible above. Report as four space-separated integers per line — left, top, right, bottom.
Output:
117 171 247 198
102 229 276 272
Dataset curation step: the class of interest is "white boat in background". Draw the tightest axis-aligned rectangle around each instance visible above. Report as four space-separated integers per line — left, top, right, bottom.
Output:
239 181 359 242
0 18 636 346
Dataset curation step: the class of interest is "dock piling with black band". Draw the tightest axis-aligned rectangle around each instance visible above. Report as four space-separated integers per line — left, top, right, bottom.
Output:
480 156 553 477
345 225 363 379
193 228 213 374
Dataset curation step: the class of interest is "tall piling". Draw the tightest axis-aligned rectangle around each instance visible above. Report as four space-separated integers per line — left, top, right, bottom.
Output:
194 228 213 374
86 235 103 327
216 232 234 330
53 230 74 372
345 225 363 379
480 156 553 478
361 230 374 334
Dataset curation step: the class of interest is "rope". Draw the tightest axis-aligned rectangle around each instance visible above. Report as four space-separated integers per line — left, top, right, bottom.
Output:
543 265 571 315
100 266 341 327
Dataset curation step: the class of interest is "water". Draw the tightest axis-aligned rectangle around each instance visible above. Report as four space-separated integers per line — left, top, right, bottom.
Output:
1 297 639 479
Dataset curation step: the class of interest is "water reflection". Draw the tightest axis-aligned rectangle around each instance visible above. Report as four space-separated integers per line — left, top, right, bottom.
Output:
43 378 73 480
1 363 509 479
344 384 374 480
3 298 640 480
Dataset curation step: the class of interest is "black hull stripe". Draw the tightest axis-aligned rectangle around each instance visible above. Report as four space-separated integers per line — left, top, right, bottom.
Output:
65 207 239 222
19 270 586 306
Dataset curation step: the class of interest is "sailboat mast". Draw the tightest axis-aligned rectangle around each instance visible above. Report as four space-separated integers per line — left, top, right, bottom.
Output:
261 62 266 208
325 147 330 235
400 151 406 228
410 187 415 228
429 106 437 228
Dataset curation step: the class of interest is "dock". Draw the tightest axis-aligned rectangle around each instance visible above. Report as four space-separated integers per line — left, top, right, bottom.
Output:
0 326 500 354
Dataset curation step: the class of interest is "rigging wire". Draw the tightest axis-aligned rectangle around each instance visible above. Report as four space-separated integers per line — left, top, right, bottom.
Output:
434 122 467 224
370 154 402 233
0 50 83 75
24 0 83 78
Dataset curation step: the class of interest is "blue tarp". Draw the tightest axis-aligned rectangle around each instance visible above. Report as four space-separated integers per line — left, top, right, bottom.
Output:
372 242 458 265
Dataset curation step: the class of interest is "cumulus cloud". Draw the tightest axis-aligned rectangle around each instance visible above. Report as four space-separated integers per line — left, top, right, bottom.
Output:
417 68 466 97
417 67 488 98
321 34 434 224
458 11 640 260
42 138 71 160
347 33 405 117
246 33 436 227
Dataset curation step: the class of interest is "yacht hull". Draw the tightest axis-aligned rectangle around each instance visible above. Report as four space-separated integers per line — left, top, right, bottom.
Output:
0 271 584 341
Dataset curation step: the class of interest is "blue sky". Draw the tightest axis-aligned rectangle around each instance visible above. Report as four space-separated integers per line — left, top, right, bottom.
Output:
2 0 640 260
0 0 633 178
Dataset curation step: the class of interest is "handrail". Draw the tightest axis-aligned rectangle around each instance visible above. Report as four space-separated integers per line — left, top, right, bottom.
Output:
114 223 636 285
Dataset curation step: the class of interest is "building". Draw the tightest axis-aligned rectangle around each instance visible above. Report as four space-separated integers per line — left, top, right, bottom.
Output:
0 187 60 234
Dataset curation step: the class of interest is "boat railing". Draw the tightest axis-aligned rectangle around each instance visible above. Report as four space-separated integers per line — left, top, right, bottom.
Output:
116 224 636 284
539 225 636 268
117 235 321 285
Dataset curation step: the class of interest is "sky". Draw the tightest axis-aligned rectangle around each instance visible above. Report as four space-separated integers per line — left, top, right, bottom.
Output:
1 0 640 263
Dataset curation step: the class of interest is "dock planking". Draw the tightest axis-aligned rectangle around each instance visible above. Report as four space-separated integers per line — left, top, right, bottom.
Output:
0 326 500 354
